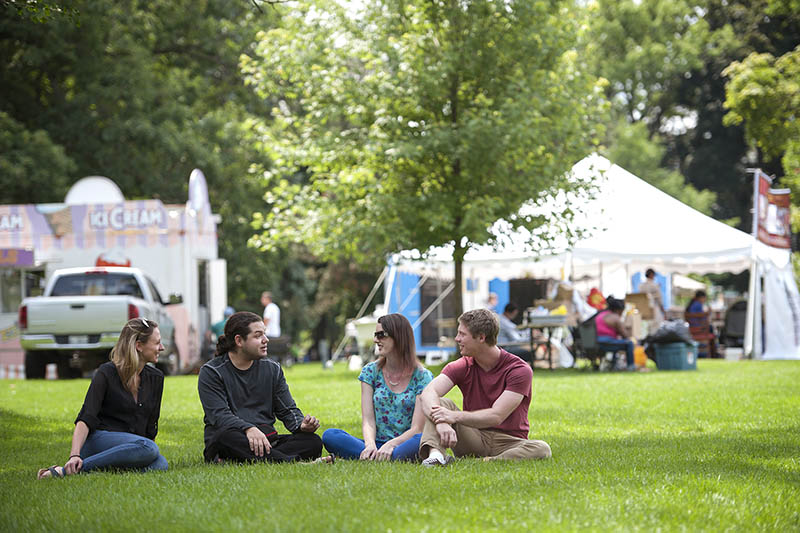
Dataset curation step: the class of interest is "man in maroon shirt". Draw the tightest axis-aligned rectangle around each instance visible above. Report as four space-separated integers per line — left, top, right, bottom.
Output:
418 308 551 465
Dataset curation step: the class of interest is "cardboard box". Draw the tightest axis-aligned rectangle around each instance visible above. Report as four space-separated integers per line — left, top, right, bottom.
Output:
624 292 654 320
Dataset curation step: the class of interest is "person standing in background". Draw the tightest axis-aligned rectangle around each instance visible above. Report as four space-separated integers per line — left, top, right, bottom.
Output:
211 306 235 339
486 292 499 313
639 268 665 332
261 291 281 338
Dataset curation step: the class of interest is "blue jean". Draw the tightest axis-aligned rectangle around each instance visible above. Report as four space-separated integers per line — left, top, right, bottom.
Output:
79 430 168 473
596 336 635 367
322 428 422 461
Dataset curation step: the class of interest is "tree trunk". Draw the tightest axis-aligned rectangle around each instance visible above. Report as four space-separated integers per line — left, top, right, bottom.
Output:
453 241 465 321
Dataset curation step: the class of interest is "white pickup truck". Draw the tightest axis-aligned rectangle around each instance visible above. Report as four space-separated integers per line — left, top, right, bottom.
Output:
18 267 178 379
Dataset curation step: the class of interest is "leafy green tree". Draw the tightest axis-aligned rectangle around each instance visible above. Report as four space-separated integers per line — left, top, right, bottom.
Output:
0 112 75 203
243 0 606 317
0 0 78 24
723 45 800 227
588 0 799 228
721 0 799 278
587 0 710 127
723 47 800 163
587 0 720 215
670 0 799 225
1 0 373 347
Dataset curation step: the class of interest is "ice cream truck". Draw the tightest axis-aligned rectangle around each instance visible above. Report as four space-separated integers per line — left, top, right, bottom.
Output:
0 170 227 378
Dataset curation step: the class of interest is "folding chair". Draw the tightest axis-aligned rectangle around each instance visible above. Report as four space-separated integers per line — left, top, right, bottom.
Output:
574 313 630 370
685 311 716 358
574 314 603 369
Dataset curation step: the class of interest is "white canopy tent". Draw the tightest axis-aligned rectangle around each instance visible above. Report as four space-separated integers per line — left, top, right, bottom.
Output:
389 154 800 360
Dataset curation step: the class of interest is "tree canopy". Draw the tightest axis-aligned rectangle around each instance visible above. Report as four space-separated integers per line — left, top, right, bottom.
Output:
243 0 606 316
587 0 800 229
724 45 800 228
3 0 799 347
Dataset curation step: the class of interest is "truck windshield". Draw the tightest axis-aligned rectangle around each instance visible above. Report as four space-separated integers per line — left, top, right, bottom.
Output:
50 273 144 298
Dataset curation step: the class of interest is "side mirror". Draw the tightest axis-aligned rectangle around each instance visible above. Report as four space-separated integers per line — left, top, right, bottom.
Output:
168 293 183 305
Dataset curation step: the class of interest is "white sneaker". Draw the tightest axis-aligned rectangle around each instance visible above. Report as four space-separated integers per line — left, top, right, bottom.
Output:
422 454 454 467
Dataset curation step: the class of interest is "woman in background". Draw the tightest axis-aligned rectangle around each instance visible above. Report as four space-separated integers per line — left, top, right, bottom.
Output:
594 297 636 370
37 318 168 478
323 314 433 461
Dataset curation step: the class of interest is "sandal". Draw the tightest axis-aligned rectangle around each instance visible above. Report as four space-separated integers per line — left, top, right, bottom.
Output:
37 465 65 480
312 454 335 465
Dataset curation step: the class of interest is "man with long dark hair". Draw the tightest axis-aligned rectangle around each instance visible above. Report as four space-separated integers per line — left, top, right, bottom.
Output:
198 311 330 463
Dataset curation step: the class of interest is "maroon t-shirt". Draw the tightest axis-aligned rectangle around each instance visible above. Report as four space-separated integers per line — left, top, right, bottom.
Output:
441 349 532 439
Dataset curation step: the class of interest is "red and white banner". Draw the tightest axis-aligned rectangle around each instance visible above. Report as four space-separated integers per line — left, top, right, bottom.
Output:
755 170 792 249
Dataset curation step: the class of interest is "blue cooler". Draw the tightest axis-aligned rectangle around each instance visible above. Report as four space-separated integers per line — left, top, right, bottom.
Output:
655 342 697 370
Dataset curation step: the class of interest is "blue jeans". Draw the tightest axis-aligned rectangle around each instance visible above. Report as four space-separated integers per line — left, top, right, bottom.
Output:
596 336 635 367
79 430 168 473
322 428 422 461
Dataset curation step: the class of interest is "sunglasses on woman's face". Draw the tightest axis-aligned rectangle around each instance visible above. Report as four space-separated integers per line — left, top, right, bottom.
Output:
373 330 389 340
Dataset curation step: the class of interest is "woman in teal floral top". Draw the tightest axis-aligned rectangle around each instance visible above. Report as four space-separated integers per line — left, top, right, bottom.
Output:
323 314 433 460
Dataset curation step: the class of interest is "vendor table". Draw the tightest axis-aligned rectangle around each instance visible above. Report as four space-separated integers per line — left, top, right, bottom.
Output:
517 315 568 370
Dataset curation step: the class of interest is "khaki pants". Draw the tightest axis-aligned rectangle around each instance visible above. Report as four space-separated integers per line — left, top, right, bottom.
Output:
420 398 551 460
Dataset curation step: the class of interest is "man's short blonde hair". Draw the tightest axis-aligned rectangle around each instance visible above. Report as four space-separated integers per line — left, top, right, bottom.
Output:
458 308 499 346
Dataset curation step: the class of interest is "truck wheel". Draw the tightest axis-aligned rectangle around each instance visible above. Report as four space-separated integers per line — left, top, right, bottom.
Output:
156 354 180 376
24 352 46 379
56 354 83 379
156 333 181 376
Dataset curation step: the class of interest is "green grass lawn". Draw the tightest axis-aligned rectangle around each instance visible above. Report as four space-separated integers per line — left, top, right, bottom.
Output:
1 360 799 532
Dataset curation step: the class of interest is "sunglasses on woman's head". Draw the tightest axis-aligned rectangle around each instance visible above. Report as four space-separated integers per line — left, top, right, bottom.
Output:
373 331 389 340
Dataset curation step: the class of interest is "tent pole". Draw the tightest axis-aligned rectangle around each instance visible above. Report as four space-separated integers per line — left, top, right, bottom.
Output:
412 282 456 330
745 169 761 359
625 262 631 294
355 266 388 320
382 263 396 312
744 259 757 358
753 264 763 359
397 273 429 314
569 252 575 283
599 262 604 294
331 266 388 362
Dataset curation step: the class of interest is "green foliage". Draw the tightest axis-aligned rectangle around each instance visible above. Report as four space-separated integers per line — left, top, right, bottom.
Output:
766 0 800 18
1 361 799 531
723 46 800 162
1 0 313 339
0 0 380 349
0 111 75 203
1 0 79 24
723 44 800 250
724 44 800 229
243 0 606 264
587 0 719 217
587 0 709 125
587 0 800 231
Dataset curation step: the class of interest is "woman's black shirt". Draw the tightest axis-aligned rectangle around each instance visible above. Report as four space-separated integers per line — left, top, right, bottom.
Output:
74 361 164 440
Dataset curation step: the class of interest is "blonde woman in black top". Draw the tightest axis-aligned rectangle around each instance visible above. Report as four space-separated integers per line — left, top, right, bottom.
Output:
37 318 168 479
